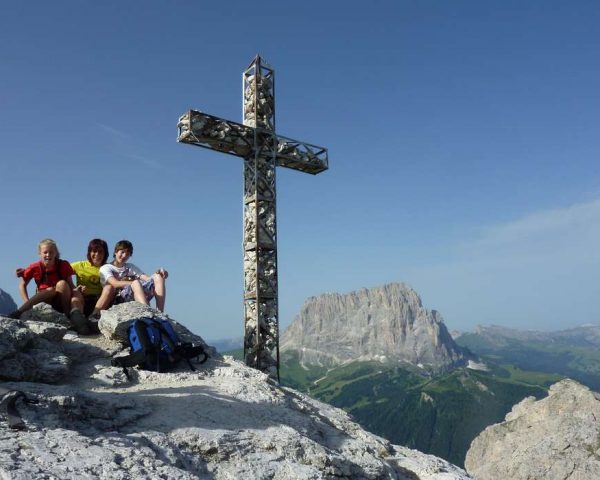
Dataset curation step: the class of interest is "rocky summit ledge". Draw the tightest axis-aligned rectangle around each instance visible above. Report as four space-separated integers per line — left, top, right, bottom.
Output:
0 303 471 480
466 379 600 480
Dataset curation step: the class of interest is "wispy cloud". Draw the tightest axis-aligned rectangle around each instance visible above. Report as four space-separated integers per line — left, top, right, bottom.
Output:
94 122 163 170
460 197 600 272
474 198 600 248
124 153 162 170
406 197 600 331
95 122 133 141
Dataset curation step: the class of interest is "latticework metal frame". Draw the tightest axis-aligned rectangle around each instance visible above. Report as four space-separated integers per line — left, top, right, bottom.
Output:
176 112 327 174
242 57 279 376
177 55 328 379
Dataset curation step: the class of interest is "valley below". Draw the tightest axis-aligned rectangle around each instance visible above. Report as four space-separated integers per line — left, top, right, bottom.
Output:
275 283 600 468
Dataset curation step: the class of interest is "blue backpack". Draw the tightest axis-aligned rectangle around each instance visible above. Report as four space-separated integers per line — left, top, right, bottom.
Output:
111 317 208 373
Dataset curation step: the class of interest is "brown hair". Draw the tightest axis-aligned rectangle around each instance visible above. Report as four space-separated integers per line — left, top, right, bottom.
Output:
87 238 109 264
113 239 133 258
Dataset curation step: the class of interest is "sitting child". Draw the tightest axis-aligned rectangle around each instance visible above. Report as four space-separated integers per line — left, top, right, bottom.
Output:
71 238 115 321
9 239 90 334
99 239 168 312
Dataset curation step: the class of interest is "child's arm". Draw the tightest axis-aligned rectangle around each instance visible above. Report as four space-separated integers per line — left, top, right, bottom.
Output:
66 276 79 292
18 278 30 302
106 276 135 288
127 264 149 281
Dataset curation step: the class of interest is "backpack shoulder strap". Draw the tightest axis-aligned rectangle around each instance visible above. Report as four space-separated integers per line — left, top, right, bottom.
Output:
0 387 38 430
177 343 209 364
37 261 44 282
149 319 210 366
37 260 63 285
149 319 178 353
55 259 65 281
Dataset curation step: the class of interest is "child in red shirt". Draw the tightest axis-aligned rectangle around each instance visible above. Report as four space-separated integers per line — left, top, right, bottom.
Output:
9 239 89 334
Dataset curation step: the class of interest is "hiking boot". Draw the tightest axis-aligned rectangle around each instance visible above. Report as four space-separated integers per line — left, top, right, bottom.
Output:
7 311 21 319
87 311 101 334
69 309 90 335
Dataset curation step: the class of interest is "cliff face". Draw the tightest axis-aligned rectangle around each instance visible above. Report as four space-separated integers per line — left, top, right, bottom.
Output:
466 379 600 480
281 283 469 371
0 302 471 480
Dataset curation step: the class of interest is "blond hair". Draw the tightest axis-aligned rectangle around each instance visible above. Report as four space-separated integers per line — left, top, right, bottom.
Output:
38 238 60 258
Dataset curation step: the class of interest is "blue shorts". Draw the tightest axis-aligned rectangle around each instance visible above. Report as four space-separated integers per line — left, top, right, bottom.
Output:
118 278 155 302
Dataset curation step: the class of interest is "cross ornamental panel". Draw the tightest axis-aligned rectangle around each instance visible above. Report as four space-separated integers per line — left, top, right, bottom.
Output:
177 56 328 379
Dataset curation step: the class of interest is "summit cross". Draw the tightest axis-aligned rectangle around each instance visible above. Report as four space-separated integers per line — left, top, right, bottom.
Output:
177 55 328 379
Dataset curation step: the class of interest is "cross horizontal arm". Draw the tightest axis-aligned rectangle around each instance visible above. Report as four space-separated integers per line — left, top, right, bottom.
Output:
274 134 328 175
177 110 328 175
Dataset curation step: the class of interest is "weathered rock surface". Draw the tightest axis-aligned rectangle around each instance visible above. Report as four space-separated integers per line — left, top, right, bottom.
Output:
465 379 600 480
0 303 471 479
20 302 71 327
0 288 17 315
281 283 471 371
0 314 69 383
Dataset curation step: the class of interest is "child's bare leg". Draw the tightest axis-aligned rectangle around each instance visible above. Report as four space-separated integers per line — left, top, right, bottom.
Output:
55 280 72 314
152 273 166 312
70 287 85 312
94 285 115 312
130 280 149 305
15 289 57 316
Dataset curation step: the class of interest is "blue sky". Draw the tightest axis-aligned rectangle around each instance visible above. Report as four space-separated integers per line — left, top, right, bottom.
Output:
1 1 599 340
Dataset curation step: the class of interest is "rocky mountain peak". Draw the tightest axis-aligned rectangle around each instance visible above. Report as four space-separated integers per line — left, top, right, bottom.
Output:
281 282 470 371
466 379 600 480
0 302 471 479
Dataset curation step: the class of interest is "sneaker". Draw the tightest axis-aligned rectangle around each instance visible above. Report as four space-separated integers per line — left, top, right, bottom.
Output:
70 309 90 336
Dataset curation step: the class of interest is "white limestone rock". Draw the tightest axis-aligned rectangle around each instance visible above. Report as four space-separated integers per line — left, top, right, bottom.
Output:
0 325 471 479
465 379 600 480
0 317 35 360
19 302 71 327
0 317 70 383
281 282 471 371
24 320 68 342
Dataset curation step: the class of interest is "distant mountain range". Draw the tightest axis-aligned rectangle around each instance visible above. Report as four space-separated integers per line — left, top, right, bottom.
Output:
209 336 243 353
0 288 17 315
459 323 600 348
456 324 600 390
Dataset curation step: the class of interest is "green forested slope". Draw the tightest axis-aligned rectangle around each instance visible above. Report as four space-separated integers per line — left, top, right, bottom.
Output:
281 352 561 467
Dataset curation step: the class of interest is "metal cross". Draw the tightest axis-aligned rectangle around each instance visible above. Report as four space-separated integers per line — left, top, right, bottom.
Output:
177 55 328 379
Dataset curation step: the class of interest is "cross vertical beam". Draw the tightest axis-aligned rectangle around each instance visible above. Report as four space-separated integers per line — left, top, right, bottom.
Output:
177 55 328 379
242 58 279 376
